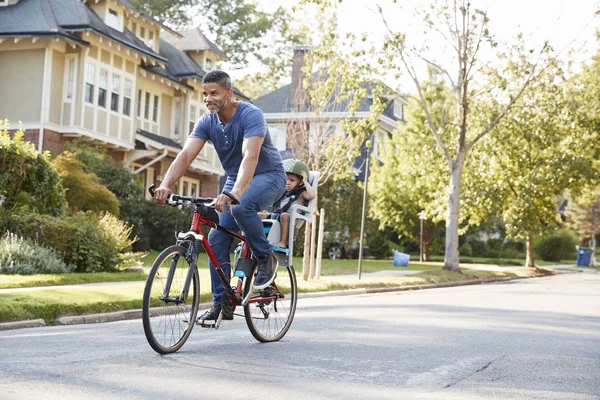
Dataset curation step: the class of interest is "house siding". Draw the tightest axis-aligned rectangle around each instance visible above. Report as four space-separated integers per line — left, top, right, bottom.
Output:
0 49 44 123
49 50 65 126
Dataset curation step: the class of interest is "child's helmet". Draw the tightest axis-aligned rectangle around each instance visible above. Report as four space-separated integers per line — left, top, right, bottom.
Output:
282 158 310 178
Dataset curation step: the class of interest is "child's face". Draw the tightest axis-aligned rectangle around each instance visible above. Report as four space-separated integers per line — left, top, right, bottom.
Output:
285 173 301 192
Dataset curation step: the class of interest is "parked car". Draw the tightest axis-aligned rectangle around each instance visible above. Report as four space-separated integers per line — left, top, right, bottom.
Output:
323 230 368 259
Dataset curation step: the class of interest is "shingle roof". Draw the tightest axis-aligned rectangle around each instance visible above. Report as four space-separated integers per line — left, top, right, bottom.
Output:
137 129 182 150
0 0 164 62
253 81 401 122
163 28 228 60
159 38 206 79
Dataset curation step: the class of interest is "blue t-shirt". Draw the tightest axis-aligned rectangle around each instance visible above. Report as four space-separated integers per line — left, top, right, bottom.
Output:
190 102 283 180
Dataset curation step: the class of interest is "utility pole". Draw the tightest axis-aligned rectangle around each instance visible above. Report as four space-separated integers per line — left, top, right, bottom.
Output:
357 138 373 279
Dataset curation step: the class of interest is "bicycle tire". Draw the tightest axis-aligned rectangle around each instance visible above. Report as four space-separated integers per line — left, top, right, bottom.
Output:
243 262 298 342
142 245 200 354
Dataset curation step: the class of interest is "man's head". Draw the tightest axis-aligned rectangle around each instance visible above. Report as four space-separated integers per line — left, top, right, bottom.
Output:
202 70 233 114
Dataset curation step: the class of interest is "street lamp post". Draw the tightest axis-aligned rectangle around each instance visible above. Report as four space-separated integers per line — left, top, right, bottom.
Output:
357 137 373 280
418 211 426 262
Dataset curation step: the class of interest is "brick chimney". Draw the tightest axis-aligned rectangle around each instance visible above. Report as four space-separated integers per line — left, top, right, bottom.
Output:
290 46 311 111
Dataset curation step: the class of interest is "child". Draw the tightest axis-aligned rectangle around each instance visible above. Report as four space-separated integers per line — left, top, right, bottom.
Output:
261 158 316 248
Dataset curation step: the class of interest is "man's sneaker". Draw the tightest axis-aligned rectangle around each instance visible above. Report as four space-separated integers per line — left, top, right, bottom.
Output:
253 253 277 289
197 304 221 324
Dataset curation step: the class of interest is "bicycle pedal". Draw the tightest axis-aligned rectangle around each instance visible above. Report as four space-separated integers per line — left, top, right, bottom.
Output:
197 321 217 328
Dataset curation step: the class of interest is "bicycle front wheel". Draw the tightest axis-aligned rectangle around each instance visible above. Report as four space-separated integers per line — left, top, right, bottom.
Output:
243 262 298 342
142 245 200 354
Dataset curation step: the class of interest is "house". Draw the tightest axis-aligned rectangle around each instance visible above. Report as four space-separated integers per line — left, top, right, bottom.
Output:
0 0 248 198
252 47 407 182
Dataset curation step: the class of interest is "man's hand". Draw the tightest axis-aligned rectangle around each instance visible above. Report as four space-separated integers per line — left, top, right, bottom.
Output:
153 186 174 205
215 193 233 213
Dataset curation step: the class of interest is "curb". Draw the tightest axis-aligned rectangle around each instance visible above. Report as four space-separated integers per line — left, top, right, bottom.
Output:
0 275 535 332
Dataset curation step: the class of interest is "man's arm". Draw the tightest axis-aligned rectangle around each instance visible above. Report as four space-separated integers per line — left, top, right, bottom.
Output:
154 137 206 204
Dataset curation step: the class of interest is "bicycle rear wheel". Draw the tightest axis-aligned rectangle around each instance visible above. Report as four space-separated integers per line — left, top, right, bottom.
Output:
142 245 200 354
243 262 297 342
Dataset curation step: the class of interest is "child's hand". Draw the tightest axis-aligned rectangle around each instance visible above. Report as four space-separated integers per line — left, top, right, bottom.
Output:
300 170 308 183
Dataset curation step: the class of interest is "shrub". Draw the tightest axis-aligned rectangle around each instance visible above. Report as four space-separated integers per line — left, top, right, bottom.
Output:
53 152 120 217
0 121 67 215
534 229 578 262
469 239 488 257
0 233 72 274
459 242 473 256
3 211 135 272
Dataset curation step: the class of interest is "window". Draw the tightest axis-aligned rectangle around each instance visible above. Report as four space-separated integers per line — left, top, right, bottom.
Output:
205 58 213 71
182 181 189 196
85 62 95 104
173 100 182 137
393 100 404 120
66 59 75 100
153 95 159 122
144 92 150 119
191 183 198 196
123 79 132 116
111 74 120 112
140 26 145 42
131 22 137 35
107 9 119 30
137 89 142 117
147 31 154 49
189 105 197 132
98 69 107 108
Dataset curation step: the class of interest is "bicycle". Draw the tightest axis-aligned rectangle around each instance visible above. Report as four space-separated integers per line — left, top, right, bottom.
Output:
142 184 298 354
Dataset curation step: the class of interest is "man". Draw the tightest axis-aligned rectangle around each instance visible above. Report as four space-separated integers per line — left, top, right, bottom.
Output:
153 70 286 323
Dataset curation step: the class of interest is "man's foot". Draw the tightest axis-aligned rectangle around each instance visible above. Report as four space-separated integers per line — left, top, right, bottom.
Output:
253 253 277 289
196 303 233 325
272 241 287 248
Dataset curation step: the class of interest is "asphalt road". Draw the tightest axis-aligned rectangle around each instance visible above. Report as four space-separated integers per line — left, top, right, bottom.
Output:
1 272 599 400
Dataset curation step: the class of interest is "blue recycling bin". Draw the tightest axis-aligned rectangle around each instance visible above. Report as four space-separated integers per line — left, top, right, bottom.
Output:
393 251 410 267
576 248 593 267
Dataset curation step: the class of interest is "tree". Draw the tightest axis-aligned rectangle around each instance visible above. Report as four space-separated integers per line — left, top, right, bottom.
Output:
129 0 197 27
479 54 595 268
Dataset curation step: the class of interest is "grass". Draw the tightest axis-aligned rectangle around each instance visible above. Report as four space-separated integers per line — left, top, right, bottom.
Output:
1 250 569 325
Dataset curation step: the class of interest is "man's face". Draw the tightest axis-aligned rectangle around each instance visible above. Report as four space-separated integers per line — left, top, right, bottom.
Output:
203 82 232 114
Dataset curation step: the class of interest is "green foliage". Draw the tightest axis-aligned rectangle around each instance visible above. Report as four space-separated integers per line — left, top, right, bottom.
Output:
365 220 395 259
0 120 67 216
53 153 120 217
122 198 181 251
63 139 141 202
128 0 197 27
2 211 133 273
534 229 578 262
459 242 473 257
319 176 362 240
0 233 72 275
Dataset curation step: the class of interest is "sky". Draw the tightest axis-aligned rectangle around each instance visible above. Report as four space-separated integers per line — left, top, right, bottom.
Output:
239 0 600 89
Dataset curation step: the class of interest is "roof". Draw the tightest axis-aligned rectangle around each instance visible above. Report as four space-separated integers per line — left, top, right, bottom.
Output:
116 0 181 37
253 81 402 122
136 129 182 150
163 28 228 60
0 0 164 63
158 38 206 79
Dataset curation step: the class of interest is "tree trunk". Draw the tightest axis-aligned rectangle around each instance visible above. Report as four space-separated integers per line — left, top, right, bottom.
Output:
525 231 535 268
443 158 463 272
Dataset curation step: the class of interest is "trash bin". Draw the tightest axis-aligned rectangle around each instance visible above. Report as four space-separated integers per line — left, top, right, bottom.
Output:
393 251 410 267
576 248 593 267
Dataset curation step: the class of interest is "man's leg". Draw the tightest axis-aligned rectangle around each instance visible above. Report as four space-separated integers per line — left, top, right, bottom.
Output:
200 180 239 322
231 170 286 288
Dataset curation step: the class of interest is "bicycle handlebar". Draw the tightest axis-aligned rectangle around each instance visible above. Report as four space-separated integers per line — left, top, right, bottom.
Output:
148 184 215 206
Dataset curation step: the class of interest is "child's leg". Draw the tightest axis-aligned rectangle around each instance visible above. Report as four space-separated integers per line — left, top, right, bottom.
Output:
273 213 291 248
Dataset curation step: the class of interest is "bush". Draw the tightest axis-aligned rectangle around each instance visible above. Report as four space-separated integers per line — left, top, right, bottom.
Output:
53 153 120 217
469 239 488 257
2 211 134 272
0 233 72 274
534 229 578 262
459 242 473 256
0 121 67 216
122 199 182 251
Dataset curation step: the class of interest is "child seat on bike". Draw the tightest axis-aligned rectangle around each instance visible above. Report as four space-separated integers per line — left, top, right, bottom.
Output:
262 170 320 265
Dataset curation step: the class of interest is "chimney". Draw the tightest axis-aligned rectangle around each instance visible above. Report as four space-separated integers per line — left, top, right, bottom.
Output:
290 46 311 111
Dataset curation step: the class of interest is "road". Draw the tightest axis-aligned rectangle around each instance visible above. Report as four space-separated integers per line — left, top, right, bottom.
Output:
1 272 599 400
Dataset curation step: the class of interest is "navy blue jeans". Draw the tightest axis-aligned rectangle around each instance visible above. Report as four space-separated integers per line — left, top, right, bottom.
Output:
208 170 286 304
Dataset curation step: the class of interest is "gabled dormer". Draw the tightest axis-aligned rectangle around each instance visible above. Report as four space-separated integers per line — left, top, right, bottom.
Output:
162 28 229 72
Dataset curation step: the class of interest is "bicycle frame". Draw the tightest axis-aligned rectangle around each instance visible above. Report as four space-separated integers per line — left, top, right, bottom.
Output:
172 205 282 309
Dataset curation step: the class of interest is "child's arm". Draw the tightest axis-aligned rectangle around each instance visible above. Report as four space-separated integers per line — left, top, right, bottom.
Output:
299 170 316 201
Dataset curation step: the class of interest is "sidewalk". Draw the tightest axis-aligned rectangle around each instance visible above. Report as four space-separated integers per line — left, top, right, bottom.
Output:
1 264 596 331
